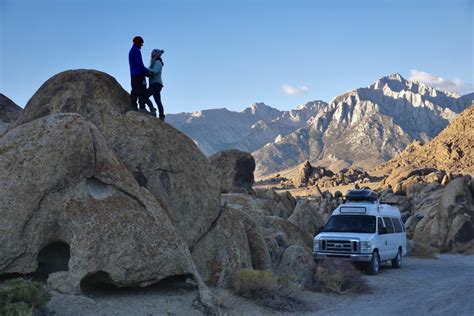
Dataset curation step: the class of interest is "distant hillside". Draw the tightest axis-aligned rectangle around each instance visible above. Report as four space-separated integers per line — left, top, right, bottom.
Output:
253 74 474 175
376 104 474 176
166 101 328 156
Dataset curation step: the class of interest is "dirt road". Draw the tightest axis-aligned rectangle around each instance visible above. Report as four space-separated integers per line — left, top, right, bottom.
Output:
47 254 474 315
307 254 474 316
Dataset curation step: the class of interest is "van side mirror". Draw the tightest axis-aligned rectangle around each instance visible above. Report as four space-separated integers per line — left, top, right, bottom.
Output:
379 226 387 235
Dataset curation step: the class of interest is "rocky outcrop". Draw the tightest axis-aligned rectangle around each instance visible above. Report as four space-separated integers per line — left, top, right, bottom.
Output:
382 167 446 193
209 149 255 194
377 105 474 176
291 161 334 187
288 198 333 239
0 94 22 136
13 69 221 249
0 94 22 123
276 245 315 288
281 161 376 189
0 114 195 293
379 175 474 253
406 177 474 252
191 207 253 287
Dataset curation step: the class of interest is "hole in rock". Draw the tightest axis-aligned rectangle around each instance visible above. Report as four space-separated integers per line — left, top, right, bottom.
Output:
80 270 115 292
34 242 70 281
80 273 195 294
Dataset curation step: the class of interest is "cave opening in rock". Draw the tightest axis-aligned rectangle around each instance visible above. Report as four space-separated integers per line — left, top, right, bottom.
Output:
80 271 115 292
34 242 70 281
80 272 196 293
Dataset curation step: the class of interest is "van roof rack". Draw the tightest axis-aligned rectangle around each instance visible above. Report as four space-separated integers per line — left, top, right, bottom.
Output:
345 188 378 203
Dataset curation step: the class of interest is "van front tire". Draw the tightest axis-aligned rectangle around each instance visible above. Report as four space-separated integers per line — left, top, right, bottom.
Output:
366 251 380 275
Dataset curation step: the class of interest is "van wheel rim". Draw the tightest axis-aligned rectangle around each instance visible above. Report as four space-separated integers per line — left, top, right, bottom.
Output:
374 253 379 272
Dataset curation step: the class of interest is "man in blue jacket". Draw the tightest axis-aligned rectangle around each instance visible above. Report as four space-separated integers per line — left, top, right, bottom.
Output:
129 36 151 111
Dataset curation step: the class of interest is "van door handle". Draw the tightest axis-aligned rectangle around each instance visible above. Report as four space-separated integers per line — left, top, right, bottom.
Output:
385 241 387 246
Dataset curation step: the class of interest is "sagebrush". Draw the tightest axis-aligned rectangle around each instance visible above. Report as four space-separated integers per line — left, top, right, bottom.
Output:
0 278 51 316
313 259 369 294
233 269 310 312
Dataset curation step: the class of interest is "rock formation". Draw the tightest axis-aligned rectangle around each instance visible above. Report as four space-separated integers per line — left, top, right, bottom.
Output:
209 149 255 194
279 160 376 189
0 94 22 136
0 114 195 294
13 69 221 249
404 177 474 253
377 105 474 176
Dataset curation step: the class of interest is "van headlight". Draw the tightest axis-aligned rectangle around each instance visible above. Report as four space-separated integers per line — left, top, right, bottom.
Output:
360 241 371 253
313 240 320 252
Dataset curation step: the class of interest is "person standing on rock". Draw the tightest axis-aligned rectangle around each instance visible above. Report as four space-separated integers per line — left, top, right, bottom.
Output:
146 49 166 121
129 36 151 112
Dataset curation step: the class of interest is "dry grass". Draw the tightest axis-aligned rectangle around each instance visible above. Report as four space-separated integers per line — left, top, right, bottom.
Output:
233 269 310 312
313 260 369 294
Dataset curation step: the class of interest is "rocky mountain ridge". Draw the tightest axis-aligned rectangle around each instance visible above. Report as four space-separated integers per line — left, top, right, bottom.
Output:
167 100 328 156
253 74 474 175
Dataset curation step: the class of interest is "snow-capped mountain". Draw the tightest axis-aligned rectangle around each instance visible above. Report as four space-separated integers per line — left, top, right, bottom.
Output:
166 101 328 156
253 74 474 175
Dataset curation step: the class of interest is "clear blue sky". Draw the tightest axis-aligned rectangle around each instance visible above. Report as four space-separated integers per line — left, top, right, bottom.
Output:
1 0 473 113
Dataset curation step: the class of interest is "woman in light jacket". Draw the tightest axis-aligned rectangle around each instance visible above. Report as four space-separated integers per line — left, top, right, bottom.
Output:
147 49 165 120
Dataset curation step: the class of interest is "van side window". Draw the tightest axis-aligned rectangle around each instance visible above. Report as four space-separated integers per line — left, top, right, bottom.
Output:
392 217 403 233
382 217 395 234
377 217 386 234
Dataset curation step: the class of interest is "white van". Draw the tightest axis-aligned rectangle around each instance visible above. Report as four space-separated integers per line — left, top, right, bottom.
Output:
313 189 407 275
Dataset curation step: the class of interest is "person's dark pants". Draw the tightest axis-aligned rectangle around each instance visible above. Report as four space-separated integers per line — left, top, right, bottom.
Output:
147 83 164 117
130 75 148 110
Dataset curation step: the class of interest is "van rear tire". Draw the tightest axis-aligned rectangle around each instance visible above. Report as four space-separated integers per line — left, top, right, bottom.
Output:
366 251 380 275
391 248 402 269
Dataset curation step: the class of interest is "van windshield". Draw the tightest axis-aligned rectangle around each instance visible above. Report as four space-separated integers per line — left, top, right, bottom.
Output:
322 215 376 234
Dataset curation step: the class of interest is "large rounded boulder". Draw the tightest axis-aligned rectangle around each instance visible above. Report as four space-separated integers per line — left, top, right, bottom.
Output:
13 69 221 248
209 149 256 194
0 114 195 293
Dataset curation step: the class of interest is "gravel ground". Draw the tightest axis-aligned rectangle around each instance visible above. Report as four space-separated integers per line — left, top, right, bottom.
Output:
46 254 474 315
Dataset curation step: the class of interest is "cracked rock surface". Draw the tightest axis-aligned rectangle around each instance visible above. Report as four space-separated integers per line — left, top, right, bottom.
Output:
0 113 195 293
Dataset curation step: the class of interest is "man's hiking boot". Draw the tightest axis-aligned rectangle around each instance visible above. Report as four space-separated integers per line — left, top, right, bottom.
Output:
150 110 157 117
159 114 165 121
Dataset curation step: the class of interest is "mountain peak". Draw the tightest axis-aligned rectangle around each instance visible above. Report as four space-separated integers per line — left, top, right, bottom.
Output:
241 102 281 118
386 73 406 82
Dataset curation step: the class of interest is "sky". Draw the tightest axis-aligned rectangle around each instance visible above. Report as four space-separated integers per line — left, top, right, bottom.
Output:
1 0 473 113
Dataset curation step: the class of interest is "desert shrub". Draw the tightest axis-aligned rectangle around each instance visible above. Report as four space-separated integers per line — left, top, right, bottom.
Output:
313 260 369 294
234 269 278 295
0 278 51 316
409 241 439 258
0 302 32 316
233 269 309 312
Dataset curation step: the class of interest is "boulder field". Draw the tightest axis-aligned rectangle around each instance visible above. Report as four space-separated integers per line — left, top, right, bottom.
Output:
0 70 320 299
2 70 472 307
